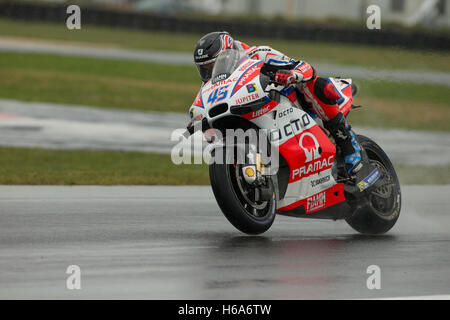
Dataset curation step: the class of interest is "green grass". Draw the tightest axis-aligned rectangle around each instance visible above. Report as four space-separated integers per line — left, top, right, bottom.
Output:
347 80 450 131
0 147 447 185
0 52 199 113
1 52 449 131
0 18 449 72
0 147 208 185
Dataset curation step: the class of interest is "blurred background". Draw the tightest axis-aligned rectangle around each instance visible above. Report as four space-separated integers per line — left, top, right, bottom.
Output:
30 0 450 27
0 0 448 186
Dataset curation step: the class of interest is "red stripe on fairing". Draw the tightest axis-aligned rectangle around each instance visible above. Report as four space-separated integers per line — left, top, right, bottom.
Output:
241 100 278 120
193 88 204 108
276 183 345 213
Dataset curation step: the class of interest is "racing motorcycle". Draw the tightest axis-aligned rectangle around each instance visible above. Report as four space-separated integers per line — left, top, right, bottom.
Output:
185 49 401 235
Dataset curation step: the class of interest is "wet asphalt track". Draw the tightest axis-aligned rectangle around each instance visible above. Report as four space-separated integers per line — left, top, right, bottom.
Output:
0 185 449 300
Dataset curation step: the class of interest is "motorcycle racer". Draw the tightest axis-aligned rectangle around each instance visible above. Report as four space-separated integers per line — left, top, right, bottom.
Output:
192 31 379 189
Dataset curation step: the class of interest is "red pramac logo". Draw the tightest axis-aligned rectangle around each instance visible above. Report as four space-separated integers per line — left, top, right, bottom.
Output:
299 132 321 163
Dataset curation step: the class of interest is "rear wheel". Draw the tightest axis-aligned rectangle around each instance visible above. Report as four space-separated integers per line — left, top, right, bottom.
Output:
345 135 401 234
209 160 276 235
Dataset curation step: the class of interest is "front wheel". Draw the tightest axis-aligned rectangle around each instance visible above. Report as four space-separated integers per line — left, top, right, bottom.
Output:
345 135 401 234
209 161 276 235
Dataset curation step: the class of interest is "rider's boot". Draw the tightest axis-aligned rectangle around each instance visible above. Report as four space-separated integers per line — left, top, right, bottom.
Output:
324 112 381 192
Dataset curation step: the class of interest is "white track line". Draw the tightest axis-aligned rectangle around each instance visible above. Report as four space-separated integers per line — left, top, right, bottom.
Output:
373 294 450 300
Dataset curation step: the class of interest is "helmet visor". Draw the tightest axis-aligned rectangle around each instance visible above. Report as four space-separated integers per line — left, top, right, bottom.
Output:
196 61 215 83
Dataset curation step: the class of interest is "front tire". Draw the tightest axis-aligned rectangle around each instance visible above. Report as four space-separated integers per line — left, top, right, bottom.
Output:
345 135 401 234
209 161 276 235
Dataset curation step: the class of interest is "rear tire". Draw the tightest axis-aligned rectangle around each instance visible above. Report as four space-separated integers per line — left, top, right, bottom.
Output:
209 161 276 235
345 135 401 234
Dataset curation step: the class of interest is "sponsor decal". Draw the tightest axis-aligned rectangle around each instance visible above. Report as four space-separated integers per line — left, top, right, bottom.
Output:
292 156 334 180
202 78 238 94
249 47 271 55
235 93 260 105
270 119 301 141
242 165 257 184
242 100 278 120
311 175 331 188
231 61 263 97
299 132 321 163
245 167 255 177
238 60 255 72
196 54 209 59
270 114 311 141
358 168 380 192
278 107 294 119
212 73 228 82
306 191 326 213
246 83 257 93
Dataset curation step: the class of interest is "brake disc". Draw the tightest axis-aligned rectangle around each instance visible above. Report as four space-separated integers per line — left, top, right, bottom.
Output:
370 160 393 199
367 160 397 215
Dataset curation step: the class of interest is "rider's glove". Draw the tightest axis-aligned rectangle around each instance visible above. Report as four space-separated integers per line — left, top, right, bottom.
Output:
274 70 303 86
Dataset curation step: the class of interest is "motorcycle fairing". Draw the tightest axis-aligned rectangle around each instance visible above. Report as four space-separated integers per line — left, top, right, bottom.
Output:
190 51 348 216
277 183 345 215
250 96 345 214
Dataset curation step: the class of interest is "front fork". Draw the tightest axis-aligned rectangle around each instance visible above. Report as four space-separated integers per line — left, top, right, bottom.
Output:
241 148 276 202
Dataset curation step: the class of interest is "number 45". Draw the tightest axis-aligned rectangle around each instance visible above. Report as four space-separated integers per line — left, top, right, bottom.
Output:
208 85 229 105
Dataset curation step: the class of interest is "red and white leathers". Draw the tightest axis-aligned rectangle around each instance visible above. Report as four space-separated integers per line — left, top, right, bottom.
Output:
234 40 341 122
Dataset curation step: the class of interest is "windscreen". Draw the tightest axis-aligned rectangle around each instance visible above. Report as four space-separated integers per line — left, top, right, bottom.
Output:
210 49 245 84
